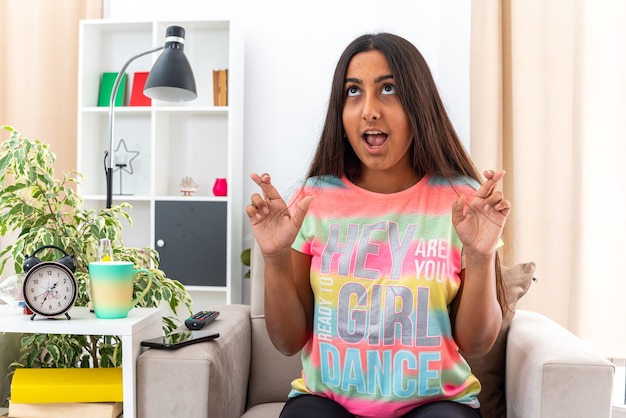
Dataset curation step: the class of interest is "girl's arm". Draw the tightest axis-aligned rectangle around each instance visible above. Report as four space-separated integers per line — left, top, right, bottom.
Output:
452 254 502 357
246 173 314 355
451 170 510 357
263 249 314 356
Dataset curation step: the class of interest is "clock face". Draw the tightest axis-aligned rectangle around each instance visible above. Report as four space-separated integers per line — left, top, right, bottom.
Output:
23 262 78 317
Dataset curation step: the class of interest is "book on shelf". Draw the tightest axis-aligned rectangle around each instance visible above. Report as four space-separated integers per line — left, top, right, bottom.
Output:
212 69 219 106
98 72 127 107
220 69 228 106
8 400 122 418
11 368 123 404
212 69 229 106
129 71 151 106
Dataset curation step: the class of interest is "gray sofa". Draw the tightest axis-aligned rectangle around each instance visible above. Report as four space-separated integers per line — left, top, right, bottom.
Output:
0 331 21 406
136 243 615 418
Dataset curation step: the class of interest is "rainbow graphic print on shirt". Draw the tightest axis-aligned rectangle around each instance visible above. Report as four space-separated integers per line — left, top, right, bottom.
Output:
287 175 482 418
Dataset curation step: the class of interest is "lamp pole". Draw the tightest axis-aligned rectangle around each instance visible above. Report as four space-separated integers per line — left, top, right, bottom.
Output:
104 25 196 209
106 46 164 209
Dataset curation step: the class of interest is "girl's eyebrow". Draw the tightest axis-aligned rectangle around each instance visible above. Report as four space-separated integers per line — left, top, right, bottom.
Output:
344 74 394 84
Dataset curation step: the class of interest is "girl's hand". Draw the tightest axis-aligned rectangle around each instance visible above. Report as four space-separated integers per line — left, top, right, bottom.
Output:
246 173 313 256
451 170 511 257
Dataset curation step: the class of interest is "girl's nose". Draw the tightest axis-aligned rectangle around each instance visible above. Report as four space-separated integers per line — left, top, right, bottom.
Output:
362 95 381 121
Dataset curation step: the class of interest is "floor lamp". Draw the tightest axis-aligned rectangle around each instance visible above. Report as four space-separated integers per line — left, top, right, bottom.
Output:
106 25 197 208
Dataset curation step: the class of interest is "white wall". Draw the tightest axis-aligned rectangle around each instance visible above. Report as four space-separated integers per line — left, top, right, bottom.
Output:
104 0 470 252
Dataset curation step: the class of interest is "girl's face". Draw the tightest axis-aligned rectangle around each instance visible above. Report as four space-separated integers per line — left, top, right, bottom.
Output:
342 50 415 191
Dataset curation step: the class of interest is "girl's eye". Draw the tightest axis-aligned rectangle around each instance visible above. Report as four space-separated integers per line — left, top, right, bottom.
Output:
346 86 361 97
382 84 396 95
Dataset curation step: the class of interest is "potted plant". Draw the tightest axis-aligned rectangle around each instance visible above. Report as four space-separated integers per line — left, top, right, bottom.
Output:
0 126 193 370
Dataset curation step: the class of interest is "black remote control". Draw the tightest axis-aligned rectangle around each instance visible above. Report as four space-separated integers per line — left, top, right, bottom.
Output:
185 310 220 330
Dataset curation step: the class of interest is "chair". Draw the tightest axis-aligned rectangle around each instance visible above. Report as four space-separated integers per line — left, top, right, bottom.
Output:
136 243 615 418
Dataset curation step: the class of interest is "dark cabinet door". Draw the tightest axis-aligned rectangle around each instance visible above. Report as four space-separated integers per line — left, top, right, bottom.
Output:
155 201 227 286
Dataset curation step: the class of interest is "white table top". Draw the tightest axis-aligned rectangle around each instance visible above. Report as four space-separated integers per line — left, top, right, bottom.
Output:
0 305 161 336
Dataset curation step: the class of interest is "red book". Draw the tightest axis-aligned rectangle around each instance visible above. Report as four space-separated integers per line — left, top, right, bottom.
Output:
129 71 151 106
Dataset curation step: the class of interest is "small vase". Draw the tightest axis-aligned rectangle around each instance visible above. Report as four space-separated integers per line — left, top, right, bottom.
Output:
212 178 228 196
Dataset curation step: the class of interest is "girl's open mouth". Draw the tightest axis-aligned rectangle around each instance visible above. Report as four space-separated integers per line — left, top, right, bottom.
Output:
364 130 388 147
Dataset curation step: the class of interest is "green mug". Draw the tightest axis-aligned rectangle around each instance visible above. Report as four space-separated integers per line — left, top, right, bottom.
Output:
88 261 153 319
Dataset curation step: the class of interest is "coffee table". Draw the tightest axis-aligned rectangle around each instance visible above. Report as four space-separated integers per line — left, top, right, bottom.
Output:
0 305 162 418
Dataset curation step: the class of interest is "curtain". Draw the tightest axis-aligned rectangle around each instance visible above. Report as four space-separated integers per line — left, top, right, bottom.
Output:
0 0 102 176
471 0 626 358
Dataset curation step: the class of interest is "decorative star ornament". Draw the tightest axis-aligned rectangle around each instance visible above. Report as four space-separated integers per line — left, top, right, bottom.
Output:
113 139 140 174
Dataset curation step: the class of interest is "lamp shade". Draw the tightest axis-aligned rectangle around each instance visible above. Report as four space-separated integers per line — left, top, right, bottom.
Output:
143 26 197 102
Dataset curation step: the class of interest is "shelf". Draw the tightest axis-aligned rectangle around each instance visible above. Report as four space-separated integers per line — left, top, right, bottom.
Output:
77 19 243 304
0 305 161 335
81 195 227 202
81 106 229 114
82 195 152 201
185 286 229 293
154 195 228 202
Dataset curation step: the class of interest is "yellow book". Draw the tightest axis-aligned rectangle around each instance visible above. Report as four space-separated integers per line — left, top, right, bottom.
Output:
11 368 123 404
8 401 122 418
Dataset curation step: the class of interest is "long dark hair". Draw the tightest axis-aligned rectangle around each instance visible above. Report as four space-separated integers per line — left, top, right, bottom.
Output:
306 33 508 314
307 32 480 182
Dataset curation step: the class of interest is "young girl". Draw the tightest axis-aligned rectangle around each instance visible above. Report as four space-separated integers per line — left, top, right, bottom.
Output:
246 33 510 418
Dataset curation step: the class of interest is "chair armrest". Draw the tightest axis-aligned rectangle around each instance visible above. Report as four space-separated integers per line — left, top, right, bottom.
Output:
137 304 251 418
506 310 614 418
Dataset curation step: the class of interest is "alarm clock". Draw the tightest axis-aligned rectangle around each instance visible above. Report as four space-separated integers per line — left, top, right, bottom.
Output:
22 245 78 320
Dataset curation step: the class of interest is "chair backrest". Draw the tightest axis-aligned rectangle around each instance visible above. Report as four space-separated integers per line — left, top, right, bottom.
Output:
246 241 303 409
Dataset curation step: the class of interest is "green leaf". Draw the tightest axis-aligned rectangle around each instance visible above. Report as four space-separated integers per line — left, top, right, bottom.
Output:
25 349 39 368
0 153 11 174
21 334 37 346
47 344 61 363
79 355 90 368
161 286 172 303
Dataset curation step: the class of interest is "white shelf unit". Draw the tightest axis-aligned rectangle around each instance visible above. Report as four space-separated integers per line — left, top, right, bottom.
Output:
77 19 244 304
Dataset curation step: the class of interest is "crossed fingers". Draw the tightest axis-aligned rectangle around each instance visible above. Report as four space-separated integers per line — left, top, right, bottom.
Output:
474 170 510 217
246 173 276 221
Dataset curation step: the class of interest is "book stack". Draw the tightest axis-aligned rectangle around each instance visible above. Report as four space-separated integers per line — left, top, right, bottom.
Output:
8 401 122 418
9 368 123 418
212 69 229 106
